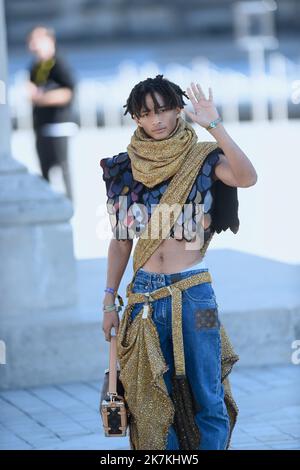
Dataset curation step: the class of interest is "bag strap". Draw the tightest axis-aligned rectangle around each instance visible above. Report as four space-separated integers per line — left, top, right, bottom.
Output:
108 335 117 396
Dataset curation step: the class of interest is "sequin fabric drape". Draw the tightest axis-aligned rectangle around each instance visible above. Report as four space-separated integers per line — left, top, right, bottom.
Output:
115 135 239 449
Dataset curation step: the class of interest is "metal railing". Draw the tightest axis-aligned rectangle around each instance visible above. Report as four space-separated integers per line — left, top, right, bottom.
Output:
8 52 298 130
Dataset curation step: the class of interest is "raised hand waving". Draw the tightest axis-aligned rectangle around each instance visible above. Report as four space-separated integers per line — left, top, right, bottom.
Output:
184 82 220 129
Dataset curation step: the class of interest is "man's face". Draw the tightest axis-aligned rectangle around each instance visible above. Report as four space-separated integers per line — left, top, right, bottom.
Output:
27 29 55 60
133 92 181 140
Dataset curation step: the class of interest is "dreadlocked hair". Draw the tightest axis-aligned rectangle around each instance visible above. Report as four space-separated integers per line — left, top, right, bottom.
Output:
123 74 189 118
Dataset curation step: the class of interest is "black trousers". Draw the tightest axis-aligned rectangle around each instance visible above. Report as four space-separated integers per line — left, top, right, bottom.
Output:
35 131 73 201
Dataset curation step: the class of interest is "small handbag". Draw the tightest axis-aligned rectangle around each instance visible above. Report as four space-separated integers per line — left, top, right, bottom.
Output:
99 335 129 437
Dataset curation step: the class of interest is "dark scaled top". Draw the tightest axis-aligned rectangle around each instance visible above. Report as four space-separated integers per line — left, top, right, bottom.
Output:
99 147 239 242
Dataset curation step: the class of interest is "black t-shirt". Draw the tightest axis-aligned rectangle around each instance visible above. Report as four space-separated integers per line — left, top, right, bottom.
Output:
29 55 75 129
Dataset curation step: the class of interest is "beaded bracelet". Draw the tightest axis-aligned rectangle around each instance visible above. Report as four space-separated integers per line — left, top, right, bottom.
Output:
104 287 116 295
103 304 122 313
205 116 222 130
103 293 124 313
103 304 118 312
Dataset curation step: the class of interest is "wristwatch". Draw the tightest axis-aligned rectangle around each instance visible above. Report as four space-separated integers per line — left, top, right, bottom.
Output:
205 116 222 130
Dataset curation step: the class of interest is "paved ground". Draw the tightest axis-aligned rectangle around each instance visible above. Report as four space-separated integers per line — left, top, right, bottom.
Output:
0 364 299 450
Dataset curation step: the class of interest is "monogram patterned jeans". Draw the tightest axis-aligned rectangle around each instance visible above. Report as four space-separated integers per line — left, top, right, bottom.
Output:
130 266 230 450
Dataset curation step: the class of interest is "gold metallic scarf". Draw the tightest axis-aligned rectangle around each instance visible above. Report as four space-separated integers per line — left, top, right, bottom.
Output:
117 120 239 450
128 117 219 273
127 116 209 188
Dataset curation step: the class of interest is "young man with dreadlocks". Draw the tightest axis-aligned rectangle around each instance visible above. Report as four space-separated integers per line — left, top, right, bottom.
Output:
100 75 257 450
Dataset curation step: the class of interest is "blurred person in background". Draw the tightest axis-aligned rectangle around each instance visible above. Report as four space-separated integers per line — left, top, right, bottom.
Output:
26 26 76 201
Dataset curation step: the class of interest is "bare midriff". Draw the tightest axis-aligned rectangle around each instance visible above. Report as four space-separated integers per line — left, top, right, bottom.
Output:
140 211 211 275
141 174 216 274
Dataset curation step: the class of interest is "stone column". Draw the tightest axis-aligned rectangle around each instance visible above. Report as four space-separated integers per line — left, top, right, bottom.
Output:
0 0 78 388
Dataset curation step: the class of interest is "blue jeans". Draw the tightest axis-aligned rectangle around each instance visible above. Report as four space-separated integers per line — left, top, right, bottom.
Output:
130 266 230 450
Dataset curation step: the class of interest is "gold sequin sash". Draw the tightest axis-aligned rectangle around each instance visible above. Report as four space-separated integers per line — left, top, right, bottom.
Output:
117 268 240 450
126 270 212 376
